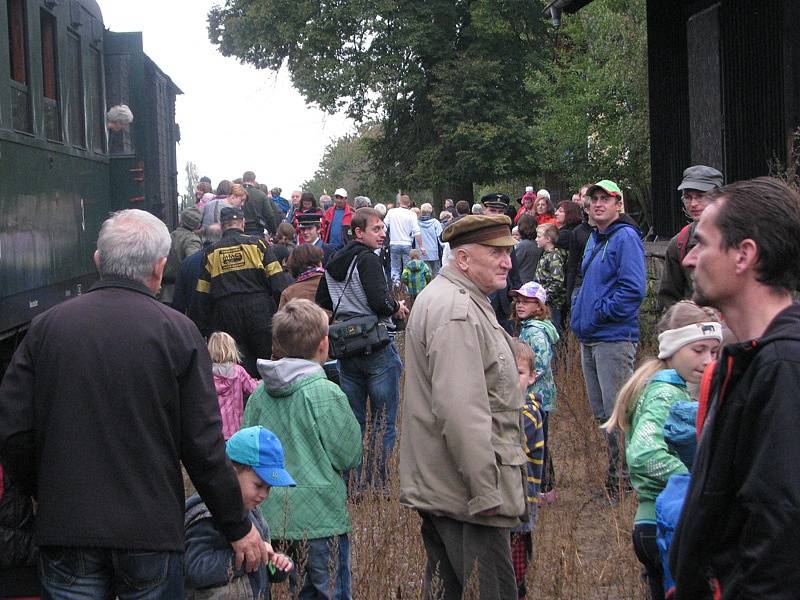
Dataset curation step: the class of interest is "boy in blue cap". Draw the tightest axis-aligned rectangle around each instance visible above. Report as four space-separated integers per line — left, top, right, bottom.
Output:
184 426 295 599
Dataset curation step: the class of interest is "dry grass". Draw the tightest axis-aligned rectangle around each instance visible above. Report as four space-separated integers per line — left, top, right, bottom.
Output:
186 331 648 599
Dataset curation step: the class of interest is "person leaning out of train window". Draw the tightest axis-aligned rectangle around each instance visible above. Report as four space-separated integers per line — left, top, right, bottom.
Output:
106 104 133 132
201 183 248 229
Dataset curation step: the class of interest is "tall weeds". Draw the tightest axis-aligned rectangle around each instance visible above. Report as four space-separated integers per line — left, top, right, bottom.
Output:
186 330 648 598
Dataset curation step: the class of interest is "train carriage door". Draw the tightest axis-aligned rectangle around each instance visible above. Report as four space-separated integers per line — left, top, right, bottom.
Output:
103 30 181 230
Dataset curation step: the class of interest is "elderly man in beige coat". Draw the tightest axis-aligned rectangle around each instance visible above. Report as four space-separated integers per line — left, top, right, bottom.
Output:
400 214 526 600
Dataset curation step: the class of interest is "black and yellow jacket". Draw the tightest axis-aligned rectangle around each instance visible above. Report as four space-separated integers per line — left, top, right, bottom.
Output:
195 229 291 325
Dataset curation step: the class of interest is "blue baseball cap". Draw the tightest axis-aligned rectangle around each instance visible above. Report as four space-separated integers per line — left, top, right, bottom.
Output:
226 426 296 487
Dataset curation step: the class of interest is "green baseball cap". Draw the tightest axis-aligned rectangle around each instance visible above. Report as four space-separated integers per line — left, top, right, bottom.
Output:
587 180 623 202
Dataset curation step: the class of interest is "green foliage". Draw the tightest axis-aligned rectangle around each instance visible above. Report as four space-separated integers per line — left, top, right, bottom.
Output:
209 0 652 217
208 0 546 195
532 0 651 228
301 127 400 202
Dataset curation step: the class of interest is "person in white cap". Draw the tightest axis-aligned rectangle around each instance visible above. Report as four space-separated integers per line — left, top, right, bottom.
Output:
321 187 352 250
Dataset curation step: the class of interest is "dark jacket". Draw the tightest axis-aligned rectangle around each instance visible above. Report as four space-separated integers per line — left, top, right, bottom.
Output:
184 495 288 600
515 239 542 285
565 221 592 304
658 221 697 310
0 278 250 551
315 241 399 319
489 246 522 334
243 184 280 236
570 219 646 343
555 223 574 251
313 238 335 268
195 228 291 335
0 465 38 598
670 303 800 599
173 246 207 315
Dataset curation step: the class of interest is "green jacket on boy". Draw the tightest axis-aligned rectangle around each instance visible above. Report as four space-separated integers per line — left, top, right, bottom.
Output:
243 359 362 540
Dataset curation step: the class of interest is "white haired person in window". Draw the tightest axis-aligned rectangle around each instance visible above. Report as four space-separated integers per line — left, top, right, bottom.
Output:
106 104 133 132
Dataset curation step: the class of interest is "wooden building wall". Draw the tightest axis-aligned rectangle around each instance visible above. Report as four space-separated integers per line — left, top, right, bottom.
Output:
647 0 800 238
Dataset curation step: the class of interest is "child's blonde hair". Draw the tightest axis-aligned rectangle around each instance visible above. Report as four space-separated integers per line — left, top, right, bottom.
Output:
512 338 536 375
272 299 328 360
602 301 719 433
409 248 421 260
537 224 559 245
207 331 242 364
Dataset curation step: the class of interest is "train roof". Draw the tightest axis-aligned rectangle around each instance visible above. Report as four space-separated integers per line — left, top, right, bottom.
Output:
81 0 104 23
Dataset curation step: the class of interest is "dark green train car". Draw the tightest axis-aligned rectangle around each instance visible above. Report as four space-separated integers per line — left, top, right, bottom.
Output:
0 0 181 361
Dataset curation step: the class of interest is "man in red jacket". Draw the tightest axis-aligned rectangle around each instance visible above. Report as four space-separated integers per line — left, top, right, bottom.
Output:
320 187 353 250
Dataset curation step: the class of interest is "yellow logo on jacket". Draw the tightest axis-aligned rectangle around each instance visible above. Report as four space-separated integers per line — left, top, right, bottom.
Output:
221 250 245 270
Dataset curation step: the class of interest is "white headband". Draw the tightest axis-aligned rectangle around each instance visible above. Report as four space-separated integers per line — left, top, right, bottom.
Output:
657 322 723 359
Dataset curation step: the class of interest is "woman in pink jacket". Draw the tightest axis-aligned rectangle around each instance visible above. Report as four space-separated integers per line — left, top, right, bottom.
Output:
207 332 259 439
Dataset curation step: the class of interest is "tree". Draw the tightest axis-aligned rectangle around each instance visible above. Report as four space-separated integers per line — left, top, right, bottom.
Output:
208 0 546 201
303 127 428 204
184 160 199 210
532 0 651 229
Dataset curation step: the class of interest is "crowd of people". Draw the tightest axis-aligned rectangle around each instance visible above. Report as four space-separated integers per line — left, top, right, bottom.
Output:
1 166 800 600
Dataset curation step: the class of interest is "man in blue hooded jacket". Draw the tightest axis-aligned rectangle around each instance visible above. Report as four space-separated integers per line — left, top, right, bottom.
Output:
571 180 646 498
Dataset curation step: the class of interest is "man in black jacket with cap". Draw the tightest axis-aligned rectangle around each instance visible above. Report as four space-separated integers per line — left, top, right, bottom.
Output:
195 206 291 376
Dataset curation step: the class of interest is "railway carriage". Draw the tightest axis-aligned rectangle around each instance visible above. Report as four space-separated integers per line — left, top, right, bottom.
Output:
0 0 181 370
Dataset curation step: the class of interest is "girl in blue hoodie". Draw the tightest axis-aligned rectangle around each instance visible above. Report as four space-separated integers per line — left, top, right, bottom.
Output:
512 281 560 503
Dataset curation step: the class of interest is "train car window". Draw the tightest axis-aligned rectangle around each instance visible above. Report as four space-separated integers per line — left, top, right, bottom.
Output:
104 52 135 155
66 31 85 147
40 10 62 141
89 47 105 153
7 0 32 132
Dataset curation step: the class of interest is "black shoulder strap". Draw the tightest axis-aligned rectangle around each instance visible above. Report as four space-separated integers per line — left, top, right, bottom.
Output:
331 253 363 322
581 229 618 277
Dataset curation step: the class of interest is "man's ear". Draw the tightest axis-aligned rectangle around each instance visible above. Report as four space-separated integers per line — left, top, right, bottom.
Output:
93 250 101 271
152 256 168 281
454 247 470 270
735 239 759 275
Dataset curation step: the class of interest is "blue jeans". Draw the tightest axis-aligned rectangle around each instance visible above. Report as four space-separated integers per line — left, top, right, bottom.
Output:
338 342 402 489
289 535 351 600
424 259 441 277
390 244 411 283
39 546 183 599
580 341 636 484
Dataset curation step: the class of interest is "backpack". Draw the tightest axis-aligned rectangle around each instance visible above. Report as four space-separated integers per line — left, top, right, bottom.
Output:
675 222 695 262
656 473 692 599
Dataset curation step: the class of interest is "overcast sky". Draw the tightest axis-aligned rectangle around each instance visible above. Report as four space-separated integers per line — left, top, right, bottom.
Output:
101 1 353 194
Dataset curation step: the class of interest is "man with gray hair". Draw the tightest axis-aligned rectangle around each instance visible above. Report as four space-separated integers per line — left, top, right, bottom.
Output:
0 209 270 599
106 104 133 132
401 214 525 599
353 195 372 209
